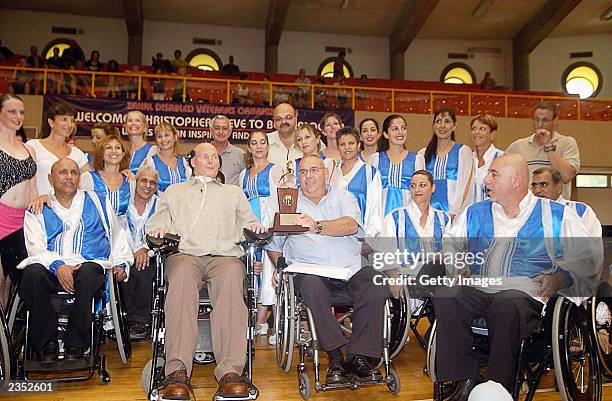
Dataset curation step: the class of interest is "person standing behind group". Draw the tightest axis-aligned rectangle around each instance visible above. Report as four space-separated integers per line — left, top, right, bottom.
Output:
369 114 418 217
292 124 338 187
470 114 504 204
0 94 37 308
28 101 90 196
238 131 284 343
331 127 382 237
210 115 245 186
319 113 343 160
87 122 119 167
416 108 472 217
125 110 157 174
359 118 380 162
142 123 191 192
80 134 131 217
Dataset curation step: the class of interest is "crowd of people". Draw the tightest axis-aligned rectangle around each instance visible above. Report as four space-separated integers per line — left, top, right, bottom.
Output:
0 93 604 400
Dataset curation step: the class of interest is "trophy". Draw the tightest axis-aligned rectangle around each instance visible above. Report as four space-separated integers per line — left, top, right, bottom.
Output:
272 161 308 232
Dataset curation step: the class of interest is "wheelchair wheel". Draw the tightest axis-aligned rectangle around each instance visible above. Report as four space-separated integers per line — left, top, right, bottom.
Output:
552 298 602 401
426 319 437 382
298 370 310 400
141 357 165 396
386 364 401 395
109 272 132 365
274 275 295 372
591 282 612 378
389 286 410 360
0 312 11 387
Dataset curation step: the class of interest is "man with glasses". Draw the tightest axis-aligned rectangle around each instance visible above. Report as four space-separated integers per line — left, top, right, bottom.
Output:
267 154 388 386
506 101 580 199
267 103 302 167
210 114 245 185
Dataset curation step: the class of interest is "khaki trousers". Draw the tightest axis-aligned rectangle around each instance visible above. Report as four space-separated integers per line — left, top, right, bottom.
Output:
164 253 247 380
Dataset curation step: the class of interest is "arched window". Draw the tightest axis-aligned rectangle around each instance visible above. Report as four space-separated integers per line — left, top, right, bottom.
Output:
440 63 476 84
186 48 222 72
317 57 353 78
42 38 82 60
562 62 602 99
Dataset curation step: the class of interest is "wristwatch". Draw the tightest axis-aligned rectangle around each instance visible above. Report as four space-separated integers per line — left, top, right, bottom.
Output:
315 221 323 234
543 144 557 153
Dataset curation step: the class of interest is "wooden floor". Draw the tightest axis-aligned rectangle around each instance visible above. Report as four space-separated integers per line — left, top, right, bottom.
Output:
13 332 612 401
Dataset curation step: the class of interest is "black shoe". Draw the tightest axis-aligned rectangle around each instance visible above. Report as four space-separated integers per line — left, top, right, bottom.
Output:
345 355 383 382
129 324 150 341
325 358 349 386
64 346 84 361
447 378 478 401
39 339 59 363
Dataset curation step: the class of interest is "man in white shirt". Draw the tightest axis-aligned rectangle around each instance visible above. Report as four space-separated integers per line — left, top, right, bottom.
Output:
433 154 602 400
531 167 602 237
267 103 302 167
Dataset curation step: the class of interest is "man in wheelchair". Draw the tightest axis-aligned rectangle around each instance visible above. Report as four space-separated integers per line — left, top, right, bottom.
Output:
432 154 603 400
17 158 133 362
267 154 389 386
147 143 265 401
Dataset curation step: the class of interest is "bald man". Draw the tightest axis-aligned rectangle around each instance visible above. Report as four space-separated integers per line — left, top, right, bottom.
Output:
147 143 265 400
18 158 133 362
432 154 602 400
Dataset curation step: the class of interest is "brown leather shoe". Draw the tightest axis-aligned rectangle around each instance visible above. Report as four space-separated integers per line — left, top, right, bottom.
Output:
161 369 191 400
218 372 249 397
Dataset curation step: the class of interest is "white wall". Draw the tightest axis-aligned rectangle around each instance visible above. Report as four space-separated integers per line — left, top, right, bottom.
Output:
404 38 513 86
142 20 264 72
530 33 612 98
0 9 128 63
278 30 389 78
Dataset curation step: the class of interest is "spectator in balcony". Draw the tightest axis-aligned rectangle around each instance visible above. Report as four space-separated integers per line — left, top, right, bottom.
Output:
125 64 143 100
61 41 84 67
27 45 44 68
170 49 189 72
46 47 64 70
0 38 14 62
106 59 122 98
314 77 331 109
152 68 166 101
65 62 88 96
294 68 311 109
171 66 192 102
332 51 346 79
356 74 369 101
479 71 497 90
85 50 104 72
9 58 31 95
261 75 272 106
152 52 172 74
335 77 350 109
234 73 253 105
220 55 240 77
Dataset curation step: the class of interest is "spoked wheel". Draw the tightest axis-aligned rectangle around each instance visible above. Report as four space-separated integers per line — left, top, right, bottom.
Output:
591 282 612 379
109 272 132 365
389 286 411 360
426 320 437 382
553 298 602 401
141 357 165 397
274 275 295 372
298 370 310 400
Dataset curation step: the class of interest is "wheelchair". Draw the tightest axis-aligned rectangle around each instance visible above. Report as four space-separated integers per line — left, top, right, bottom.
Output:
6 266 131 383
590 280 612 379
141 229 272 401
426 295 603 401
274 262 409 399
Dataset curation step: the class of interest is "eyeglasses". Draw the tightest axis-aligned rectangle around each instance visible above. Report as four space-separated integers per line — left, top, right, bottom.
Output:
298 167 324 176
273 115 295 124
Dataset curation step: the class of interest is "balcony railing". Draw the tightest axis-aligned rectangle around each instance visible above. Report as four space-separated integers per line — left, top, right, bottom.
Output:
1 65 610 121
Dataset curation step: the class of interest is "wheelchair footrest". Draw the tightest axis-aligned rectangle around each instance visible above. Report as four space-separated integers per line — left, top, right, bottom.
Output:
315 381 358 391
213 384 259 401
25 355 96 372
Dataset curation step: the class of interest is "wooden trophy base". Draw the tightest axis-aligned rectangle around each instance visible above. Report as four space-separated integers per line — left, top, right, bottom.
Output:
272 213 308 233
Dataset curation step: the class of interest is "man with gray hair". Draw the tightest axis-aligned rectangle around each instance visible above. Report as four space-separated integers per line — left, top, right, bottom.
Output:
210 114 245 185
121 165 160 339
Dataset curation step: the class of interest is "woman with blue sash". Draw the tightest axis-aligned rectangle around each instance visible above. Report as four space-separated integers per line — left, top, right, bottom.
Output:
80 134 131 217
416 108 472 217
330 127 383 237
125 110 157 174
238 131 284 341
291 124 338 188
319 112 343 160
381 170 450 298
470 114 504 205
368 114 418 218
359 118 380 162
142 123 191 192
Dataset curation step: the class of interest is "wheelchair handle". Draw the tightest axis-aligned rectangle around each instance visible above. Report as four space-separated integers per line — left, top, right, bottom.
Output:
242 228 274 248
145 233 180 256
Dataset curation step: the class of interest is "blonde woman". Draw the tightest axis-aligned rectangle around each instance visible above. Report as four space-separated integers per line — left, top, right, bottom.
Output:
125 110 157 173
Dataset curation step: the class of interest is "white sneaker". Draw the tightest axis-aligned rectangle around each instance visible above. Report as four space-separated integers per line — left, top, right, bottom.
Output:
268 333 277 345
256 323 269 336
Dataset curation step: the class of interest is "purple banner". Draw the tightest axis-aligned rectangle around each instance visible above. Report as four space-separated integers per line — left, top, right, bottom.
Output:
43 95 355 144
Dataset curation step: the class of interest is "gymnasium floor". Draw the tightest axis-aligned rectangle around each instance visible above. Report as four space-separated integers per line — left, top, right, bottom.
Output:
12 331 612 401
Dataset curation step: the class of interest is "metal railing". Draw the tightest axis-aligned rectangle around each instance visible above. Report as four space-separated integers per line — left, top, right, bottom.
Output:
1 65 610 121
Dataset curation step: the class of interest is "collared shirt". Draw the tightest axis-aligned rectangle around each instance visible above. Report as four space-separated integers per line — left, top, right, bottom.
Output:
472 144 505 204
219 143 246 186
267 130 303 168
266 186 363 279
146 177 258 257
506 132 580 199
556 196 602 237
122 193 159 251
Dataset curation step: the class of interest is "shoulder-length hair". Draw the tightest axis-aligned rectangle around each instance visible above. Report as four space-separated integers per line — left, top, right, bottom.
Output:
92 134 131 172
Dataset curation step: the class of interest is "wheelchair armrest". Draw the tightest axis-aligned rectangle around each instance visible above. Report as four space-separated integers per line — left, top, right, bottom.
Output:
242 228 273 247
146 233 181 254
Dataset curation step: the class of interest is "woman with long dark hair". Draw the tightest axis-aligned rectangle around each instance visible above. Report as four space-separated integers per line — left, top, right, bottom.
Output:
142 123 190 192
358 118 380 162
416 108 472 216
368 114 418 217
